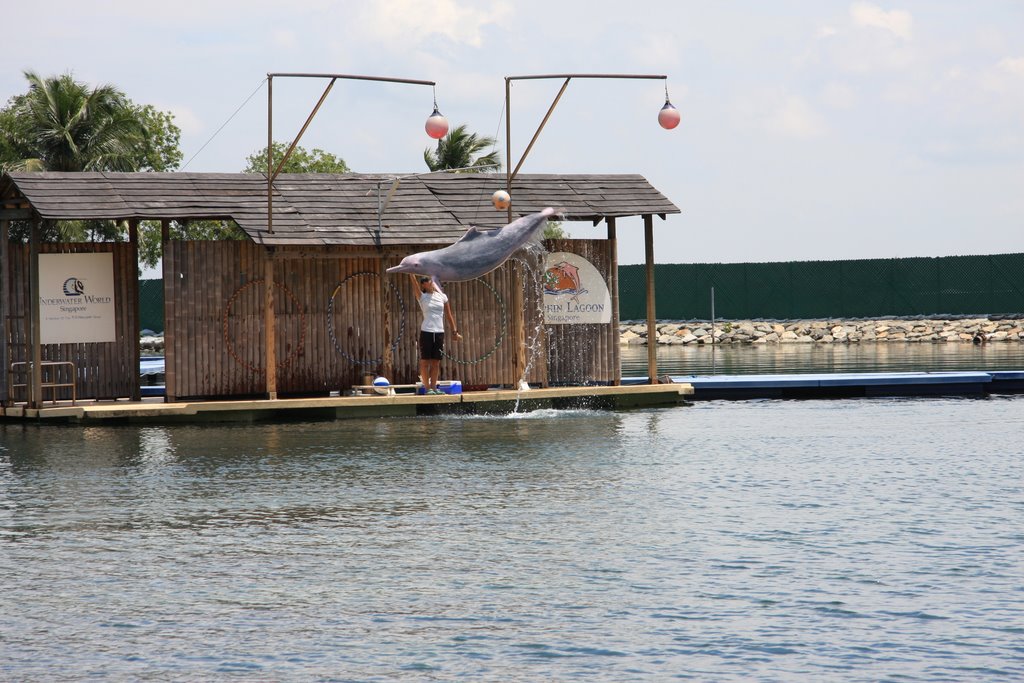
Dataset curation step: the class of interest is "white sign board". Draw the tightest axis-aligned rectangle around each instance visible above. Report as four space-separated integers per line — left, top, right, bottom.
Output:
543 252 612 325
39 253 117 344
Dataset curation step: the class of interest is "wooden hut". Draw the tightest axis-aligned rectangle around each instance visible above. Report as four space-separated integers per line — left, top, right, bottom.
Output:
0 172 678 408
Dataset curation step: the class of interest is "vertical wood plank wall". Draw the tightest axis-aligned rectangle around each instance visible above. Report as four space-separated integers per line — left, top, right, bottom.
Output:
162 240 610 399
4 242 138 401
2 238 617 403
0 219 8 403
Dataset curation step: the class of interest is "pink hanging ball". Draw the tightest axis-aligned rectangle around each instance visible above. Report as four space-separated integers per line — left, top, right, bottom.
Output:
425 109 449 139
658 102 681 130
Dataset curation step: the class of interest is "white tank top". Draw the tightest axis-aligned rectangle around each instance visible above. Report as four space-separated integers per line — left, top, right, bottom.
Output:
419 290 448 333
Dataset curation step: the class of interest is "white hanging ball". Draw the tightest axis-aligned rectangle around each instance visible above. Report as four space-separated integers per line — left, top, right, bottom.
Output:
492 190 511 210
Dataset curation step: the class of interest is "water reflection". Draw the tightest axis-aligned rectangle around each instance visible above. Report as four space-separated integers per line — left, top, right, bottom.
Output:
138 427 176 466
0 410 630 540
622 342 1024 377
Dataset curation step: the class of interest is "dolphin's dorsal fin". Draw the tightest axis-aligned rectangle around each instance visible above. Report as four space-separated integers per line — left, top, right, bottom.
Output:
456 226 488 243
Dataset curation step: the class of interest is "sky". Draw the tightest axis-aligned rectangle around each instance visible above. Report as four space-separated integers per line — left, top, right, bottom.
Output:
2 0 1022 266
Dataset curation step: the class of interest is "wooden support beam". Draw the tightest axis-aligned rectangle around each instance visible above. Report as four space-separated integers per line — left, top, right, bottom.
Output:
512 260 525 387
128 220 141 401
264 253 277 399
379 257 393 380
607 217 621 386
644 214 658 384
0 219 8 405
0 209 31 220
271 248 406 261
29 219 42 407
160 220 175 402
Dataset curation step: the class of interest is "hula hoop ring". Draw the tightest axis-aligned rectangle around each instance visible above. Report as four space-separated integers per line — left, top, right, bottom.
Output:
327 272 406 366
222 279 306 374
443 277 507 366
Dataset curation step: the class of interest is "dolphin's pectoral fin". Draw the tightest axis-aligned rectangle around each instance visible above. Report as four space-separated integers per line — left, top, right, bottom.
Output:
431 276 445 295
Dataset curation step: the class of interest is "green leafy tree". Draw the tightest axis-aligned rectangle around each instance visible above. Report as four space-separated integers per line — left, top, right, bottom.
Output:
0 71 183 244
244 142 350 174
138 219 248 270
423 124 501 172
3 71 148 173
543 220 569 240
136 104 182 172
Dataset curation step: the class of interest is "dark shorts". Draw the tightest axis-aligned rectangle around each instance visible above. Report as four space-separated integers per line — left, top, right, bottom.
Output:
419 331 445 360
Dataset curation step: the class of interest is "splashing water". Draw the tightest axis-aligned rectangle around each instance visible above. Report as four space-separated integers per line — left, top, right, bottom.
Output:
510 242 549 413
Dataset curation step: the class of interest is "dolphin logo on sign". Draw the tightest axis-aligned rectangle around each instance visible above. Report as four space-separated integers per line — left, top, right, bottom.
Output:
544 260 586 297
62 277 85 297
543 252 612 325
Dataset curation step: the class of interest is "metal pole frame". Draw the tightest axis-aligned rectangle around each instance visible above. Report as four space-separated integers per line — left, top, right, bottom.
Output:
265 72 437 235
503 73 667 222
263 72 438 394
502 73 669 385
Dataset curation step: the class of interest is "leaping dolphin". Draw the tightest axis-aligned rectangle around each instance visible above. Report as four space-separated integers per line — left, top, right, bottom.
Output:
387 208 556 285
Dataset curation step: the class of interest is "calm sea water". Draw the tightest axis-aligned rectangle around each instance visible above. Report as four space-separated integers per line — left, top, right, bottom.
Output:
621 343 1024 377
2 397 1022 681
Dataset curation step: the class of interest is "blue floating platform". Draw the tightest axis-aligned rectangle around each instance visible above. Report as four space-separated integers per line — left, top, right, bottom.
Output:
133 356 1024 402
624 370 1024 400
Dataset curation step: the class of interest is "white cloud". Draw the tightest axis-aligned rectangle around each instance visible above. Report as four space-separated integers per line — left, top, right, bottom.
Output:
820 82 856 109
767 96 828 139
977 56 1024 102
800 4 918 75
850 2 913 41
159 105 204 135
628 33 683 69
357 0 512 49
273 29 297 49
997 57 1024 76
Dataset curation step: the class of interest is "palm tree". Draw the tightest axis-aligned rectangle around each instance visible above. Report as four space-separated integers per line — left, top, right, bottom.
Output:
423 124 501 173
1 72 155 241
9 71 148 172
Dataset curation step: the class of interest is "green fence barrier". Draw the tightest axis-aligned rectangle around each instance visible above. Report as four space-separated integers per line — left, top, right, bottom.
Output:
139 279 165 333
138 252 1024 332
619 253 1024 321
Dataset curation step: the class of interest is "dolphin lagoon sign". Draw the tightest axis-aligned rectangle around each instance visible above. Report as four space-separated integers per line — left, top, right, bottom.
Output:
543 252 612 325
39 253 116 344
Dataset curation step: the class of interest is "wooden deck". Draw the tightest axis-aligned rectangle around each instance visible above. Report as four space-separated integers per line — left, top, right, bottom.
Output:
0 383 693 424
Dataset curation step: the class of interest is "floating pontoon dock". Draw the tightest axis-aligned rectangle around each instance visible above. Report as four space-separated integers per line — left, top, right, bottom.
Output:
625 370 1024 400
0 383 694 424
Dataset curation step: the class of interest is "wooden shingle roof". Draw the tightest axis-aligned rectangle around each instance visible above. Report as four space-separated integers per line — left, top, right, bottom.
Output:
1 171 679 246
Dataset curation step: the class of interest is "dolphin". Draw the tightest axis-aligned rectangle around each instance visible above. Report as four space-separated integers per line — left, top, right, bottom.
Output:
387 208 556 287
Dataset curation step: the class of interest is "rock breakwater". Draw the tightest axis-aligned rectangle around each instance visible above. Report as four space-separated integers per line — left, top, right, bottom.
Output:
620 318 1024 346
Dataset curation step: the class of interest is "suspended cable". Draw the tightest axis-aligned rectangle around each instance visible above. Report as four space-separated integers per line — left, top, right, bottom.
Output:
180 78 267 171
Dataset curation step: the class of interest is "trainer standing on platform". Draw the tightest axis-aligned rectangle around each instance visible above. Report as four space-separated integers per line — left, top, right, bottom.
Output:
410 275 462 394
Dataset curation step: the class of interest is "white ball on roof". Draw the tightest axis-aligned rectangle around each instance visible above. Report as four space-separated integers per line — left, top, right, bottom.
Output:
492 190 511 210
